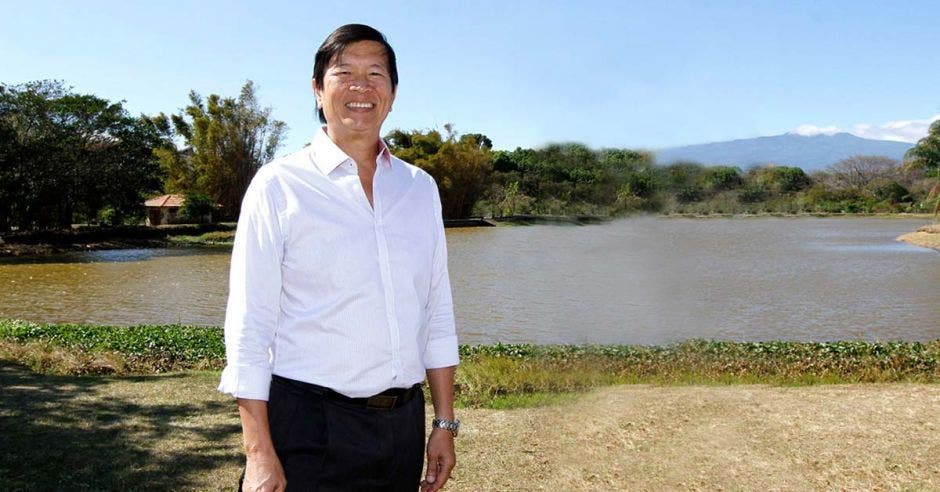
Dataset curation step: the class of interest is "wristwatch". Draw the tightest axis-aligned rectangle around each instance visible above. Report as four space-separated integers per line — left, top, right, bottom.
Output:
432 418 460 437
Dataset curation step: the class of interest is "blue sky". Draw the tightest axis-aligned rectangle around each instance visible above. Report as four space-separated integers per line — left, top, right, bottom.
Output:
2 0 939 155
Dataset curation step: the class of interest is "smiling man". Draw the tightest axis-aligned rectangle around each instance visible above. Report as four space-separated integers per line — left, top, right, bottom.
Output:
219 24 459 491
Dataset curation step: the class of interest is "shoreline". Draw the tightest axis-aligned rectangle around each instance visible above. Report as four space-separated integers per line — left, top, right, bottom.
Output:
2 320 937 409
897 224 940 251
2 213 935 257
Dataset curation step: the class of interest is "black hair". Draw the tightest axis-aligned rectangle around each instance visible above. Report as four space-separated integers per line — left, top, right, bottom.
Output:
313 24 398 124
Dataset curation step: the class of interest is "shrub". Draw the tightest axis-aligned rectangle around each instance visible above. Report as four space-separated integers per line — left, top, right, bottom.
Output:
180 193 216 223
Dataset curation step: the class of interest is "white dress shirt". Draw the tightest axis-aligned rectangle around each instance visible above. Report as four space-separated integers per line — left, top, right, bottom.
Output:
218 128 459 400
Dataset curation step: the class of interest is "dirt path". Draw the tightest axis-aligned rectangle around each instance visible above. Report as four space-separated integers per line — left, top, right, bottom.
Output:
1 364 937 490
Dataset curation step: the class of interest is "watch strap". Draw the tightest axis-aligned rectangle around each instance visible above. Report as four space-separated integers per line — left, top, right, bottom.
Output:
432 418 460 437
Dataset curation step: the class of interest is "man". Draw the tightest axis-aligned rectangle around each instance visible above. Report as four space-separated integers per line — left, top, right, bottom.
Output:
219 24 459 491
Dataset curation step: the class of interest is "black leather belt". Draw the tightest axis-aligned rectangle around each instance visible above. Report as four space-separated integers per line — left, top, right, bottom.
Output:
272 375 421 410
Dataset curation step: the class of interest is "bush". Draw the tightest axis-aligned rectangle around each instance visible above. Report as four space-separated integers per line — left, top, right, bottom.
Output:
866 179 911 204
180 193 215 223
738 185 768 203
676 186 703 203
703 166 743 191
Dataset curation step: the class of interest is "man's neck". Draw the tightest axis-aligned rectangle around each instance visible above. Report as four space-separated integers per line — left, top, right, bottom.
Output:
325 126 380 171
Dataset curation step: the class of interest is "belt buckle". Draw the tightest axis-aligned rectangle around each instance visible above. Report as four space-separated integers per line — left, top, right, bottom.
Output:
366 394 398 410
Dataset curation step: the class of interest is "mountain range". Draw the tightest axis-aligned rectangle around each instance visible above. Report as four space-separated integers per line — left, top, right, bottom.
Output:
654 132 913 172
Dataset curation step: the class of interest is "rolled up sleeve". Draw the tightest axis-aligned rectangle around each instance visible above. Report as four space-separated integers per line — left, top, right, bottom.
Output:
218 173 286 400
423 185 459 369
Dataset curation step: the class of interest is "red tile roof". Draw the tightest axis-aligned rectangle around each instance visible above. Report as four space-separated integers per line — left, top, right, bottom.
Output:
144 194 185 208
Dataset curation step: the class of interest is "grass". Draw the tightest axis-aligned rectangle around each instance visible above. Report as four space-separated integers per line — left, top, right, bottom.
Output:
0 320 225 374
1 320 937 409
3 364 937 490
168 230 236 246
454 341 940 407
1 320 938 488
0 363 243 489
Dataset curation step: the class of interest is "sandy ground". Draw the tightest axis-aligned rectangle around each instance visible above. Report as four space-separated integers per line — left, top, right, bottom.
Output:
2 364 938 490
449 385 939 491
898 224 940 252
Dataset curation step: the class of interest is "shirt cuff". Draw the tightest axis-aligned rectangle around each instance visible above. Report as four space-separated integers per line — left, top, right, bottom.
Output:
423 334 460 369
217 364 273 400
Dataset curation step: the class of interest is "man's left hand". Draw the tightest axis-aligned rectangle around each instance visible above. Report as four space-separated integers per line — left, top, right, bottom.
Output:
421 428 456 491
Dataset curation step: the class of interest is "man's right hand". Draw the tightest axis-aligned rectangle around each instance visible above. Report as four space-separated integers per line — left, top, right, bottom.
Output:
242 451 286 492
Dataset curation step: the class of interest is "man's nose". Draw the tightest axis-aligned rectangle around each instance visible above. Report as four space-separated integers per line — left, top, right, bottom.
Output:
348 78 373 92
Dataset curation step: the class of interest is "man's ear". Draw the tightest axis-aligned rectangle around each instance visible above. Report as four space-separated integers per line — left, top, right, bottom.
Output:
312 79 322 106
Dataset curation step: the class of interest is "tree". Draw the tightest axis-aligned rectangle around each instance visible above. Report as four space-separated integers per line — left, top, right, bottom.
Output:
825 155 901 190
660 161 706 192
702 166 743 191
746 165 811 194
162 81 285 220
179 192 216 223
386 125 492 219
0 80 163 231
905 119 940 216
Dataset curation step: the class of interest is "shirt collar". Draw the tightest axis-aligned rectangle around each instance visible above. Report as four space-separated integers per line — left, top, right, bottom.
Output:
309 126 392 176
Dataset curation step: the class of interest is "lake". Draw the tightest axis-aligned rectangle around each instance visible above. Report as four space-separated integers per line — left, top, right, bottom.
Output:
1 217 937 345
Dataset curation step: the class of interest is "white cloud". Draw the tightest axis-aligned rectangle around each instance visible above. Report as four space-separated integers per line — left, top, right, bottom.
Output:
793 124 840 136
792 115 940 143
850 115 940 143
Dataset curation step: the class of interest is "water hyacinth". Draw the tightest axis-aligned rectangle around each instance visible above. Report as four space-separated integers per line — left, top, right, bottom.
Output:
1 320 937 408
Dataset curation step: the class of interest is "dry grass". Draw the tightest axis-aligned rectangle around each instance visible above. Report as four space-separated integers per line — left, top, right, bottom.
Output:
2 361 937 490
0 339 130 375
450 384 940 491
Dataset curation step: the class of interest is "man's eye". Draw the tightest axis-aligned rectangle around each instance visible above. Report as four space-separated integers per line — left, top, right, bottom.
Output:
370 72 385 77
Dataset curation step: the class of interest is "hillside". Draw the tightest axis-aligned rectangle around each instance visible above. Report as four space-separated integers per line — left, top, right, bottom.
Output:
655 132 913 171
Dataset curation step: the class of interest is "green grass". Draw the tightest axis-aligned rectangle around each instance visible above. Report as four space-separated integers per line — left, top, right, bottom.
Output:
1 320 937 409
168 230 236 246
453 341 939 407
0 319 225 374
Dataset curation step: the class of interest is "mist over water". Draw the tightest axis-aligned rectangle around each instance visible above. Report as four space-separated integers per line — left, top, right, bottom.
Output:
1 218 937 345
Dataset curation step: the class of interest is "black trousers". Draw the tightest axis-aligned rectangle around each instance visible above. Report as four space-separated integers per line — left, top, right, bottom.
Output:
241 376 426 491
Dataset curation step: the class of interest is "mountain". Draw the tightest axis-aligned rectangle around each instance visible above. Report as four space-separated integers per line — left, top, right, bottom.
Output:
654 133 913 172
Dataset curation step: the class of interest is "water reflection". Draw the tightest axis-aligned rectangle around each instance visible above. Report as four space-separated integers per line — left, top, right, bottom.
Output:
0 247 230 265
1 218 937 344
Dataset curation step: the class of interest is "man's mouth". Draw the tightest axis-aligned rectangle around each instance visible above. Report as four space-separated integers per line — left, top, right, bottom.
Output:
346 102 374 109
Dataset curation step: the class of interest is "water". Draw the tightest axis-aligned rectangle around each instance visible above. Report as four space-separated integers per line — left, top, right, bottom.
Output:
1 218 937 345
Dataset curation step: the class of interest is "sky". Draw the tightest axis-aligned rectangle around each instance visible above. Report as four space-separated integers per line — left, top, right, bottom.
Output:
2 0 939 155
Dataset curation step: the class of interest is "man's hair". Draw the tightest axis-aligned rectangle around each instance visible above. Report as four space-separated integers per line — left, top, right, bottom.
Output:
313 24 398 124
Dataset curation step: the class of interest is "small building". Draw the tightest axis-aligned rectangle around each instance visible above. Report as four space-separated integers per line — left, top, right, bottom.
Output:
144 194 185 226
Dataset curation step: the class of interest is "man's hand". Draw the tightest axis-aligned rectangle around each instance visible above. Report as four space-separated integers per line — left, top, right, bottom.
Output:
242 451 286 492
237 398 285 492
421 428 456 491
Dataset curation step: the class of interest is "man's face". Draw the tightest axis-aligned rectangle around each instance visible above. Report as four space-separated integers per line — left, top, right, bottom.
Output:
314 40 396 139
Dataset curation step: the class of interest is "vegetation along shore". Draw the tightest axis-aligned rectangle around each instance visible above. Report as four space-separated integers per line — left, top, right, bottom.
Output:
1 320 937 408
3 212 937 257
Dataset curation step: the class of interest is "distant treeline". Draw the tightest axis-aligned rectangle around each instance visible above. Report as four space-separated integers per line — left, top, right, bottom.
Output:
479 147 938 217
387 130 939 219
2 79 938 231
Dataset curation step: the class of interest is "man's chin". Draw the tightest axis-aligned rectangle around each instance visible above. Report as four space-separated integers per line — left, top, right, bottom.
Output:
336 119 385 135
